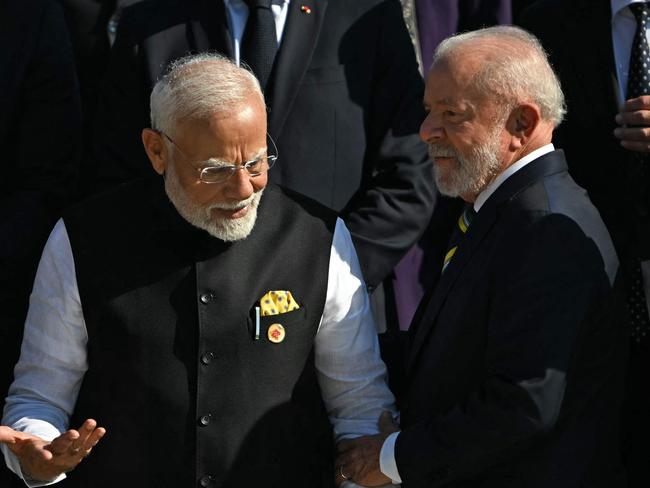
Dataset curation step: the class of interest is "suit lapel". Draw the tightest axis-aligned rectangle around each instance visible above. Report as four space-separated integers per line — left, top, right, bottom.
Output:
266 0 327 137
405 151 570 374
406 205 498 374
188 0 233 56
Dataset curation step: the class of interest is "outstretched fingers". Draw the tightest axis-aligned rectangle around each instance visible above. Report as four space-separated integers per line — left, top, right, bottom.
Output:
61 419 106 459
79 422 106 458
47 429 80 456
43 419 106 470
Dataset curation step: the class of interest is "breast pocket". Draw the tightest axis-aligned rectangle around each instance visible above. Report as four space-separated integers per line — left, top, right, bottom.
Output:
246 306 317 387
247 306 315 347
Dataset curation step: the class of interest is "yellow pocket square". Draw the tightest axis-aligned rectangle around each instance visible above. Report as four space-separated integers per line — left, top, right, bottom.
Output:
259 291 300 316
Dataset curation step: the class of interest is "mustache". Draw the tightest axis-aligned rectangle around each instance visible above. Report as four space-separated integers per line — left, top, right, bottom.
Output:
427 144 457 159
208 190 261 211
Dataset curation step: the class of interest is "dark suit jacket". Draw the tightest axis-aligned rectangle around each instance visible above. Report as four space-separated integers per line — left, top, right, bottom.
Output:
57 0 144 162
88 0 435 288
0 0 80 486
0 0 80 391
517 4 650 485
518 0 647 269
57 0 109 128
395 151 628 488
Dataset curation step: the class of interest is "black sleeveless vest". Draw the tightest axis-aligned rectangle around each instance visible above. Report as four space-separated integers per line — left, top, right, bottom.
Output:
62 179 337 488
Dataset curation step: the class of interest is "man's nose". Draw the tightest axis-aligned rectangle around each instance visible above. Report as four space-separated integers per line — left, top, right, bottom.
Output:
224 167 255 200
419 112 443 143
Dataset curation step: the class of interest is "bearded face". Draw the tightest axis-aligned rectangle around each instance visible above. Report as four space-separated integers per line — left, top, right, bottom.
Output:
164 159 264 241
427 123 503 198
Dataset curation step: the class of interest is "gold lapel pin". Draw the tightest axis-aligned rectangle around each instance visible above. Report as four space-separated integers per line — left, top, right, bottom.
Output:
268 323 286 343
300 5 312 14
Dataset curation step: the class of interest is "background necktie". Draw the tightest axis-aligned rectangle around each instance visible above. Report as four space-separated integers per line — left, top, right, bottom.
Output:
241 0 277 90
626 2 650 343
442 205 476 273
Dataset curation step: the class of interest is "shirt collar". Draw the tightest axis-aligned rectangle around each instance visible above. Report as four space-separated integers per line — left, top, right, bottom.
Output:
473 143 555 212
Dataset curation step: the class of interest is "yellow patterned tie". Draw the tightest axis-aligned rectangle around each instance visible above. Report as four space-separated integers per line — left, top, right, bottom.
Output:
442 205 476 273
259 291 300 316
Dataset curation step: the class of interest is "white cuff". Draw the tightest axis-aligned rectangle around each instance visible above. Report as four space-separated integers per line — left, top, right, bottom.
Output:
2 445 66 487
1 419 66 487
379 431 402 484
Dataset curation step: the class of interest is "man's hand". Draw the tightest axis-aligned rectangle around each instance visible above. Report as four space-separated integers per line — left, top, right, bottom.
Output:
0 426 32 444
615 95 650 152
335 411 399 487
2 419 106 482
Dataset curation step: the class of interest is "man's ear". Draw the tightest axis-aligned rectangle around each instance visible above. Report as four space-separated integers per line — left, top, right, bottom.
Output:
507 103 541 149
142 128 167 175
511 103 540 135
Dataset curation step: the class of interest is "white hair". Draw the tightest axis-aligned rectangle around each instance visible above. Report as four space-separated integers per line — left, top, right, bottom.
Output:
433 26 566 127
150 53 263 135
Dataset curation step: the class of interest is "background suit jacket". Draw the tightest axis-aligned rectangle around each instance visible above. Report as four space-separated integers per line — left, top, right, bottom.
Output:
395 151 628 488
518 3 649 485
518 0 648 269
0 0 80 410
0 0 80 486
56 0 142 175
88 0 435 288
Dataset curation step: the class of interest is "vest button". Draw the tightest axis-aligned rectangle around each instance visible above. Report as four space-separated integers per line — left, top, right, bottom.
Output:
200 293 213 304
200 352 215 365
199 475 214 487
199 414 212 426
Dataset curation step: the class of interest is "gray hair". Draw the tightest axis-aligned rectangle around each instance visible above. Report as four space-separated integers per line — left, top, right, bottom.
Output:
433 26 566 127
150 53 263 135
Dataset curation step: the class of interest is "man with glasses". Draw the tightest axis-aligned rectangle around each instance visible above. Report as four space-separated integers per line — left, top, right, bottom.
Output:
0 54 395 488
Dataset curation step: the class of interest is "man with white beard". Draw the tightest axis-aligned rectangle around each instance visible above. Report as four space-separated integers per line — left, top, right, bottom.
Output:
334 26 628 488
0 54 396 488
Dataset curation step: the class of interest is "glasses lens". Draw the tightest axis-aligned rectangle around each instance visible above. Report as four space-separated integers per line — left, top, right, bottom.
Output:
244 156 277 176
198 137 278 184
201 167 234 183
245 158 267 175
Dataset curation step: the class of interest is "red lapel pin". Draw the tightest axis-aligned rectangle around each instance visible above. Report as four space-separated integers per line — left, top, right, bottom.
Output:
300 5 312 14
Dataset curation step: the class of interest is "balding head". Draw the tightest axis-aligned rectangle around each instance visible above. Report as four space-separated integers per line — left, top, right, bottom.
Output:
432 26 565 127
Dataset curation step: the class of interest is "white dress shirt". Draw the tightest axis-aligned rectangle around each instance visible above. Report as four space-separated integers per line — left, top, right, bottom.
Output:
378 144 556 484
223 0 290 65
611 0 650 104
2 217 395 487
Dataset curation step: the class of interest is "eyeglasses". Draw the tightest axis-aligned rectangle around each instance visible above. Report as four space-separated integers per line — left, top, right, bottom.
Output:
158 131 278 184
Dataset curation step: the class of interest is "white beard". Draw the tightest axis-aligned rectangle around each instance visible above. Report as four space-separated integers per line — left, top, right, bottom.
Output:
164 162 263 242
428 130 502 198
